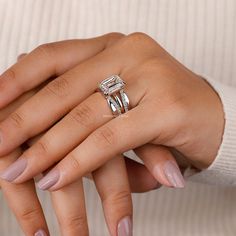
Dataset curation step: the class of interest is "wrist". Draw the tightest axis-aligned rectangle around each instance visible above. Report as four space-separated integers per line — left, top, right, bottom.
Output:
202 78 225 168
203 77 236 177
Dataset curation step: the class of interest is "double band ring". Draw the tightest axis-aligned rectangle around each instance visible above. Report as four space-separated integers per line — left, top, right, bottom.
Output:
98 75 130 116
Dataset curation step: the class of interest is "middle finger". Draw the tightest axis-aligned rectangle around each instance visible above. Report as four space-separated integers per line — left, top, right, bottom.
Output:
0 33 151 157
1 74 141 183
0 42 125 156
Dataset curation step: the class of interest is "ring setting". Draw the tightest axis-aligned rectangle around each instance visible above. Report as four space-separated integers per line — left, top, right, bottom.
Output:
98 75 130 116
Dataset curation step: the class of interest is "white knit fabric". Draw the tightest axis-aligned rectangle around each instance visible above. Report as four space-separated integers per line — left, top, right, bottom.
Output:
0 0 236 235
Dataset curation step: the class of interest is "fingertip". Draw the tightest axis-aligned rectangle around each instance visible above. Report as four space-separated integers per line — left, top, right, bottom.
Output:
37 169 60 191
135 145 185 189
163 161 185 188
34 229 48 236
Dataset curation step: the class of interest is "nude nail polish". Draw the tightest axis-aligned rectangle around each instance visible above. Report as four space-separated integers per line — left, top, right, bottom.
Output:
37 169 60 190
0 158 27 182
163 161 185 188
117 216 132 236
34 229 47 236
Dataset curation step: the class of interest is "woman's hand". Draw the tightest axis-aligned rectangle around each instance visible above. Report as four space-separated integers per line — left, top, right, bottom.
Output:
0 32 214 191
0 45 171 236
0 52 134 236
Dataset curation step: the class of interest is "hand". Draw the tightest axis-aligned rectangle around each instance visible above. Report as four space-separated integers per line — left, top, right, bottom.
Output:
0 32 212 192
0 47 171 236
0 53 134 236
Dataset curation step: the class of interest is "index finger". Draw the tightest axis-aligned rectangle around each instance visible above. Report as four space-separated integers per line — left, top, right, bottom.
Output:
37 104 159 190
0 33 123 108
0 148 49 236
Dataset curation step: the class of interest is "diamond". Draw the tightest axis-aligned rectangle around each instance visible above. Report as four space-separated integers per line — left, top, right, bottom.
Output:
99 75 125 96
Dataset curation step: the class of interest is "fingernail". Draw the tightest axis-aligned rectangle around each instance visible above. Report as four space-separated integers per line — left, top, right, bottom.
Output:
163 161 185 188
37 169 60 190
117 216 132 236
153 164 171 187
0 158 27 182
34 229 47 236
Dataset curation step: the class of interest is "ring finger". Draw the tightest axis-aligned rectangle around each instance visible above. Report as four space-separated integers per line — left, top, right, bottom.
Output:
0 34 126 156
0 76 142 184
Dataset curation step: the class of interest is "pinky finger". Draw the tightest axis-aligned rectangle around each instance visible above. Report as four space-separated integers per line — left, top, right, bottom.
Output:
134 144 185 188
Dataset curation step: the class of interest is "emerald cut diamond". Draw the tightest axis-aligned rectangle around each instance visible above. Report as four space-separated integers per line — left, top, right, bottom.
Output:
99 75 125 96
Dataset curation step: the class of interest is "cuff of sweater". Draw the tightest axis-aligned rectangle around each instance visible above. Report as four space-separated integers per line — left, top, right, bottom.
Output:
188 77 236 186
206 78 236 175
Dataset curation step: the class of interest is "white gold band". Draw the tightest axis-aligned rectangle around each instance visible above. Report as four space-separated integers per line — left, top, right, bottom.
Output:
98 75 130 116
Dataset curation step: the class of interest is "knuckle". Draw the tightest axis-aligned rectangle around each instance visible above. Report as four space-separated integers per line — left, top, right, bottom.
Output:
68 154 81 171
69 103 94 129
91 126 116 148
35 43 55 60
18 206 42 222
127 32 150 41
45 76 70 98
34 140 50 156
1 68 25 92
115 32 158 63
9 111 25 129
102 190 131 207
2 68 17 82
17 53 27 61
61 214 88 230
125 32 155 47
105 32 125 47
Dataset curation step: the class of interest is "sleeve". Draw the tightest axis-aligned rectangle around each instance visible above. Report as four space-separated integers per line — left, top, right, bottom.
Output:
186 76 236 186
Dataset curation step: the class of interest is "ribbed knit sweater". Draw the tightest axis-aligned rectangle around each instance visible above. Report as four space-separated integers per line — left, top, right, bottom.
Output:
0 1 236 235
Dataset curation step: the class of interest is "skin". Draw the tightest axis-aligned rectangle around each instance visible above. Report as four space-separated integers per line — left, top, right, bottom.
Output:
0 52 129 236
0 32 224 235
0 92 169 236
0 37 181 236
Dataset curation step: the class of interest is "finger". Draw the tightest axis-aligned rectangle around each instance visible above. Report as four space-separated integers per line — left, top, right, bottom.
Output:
35 104 160 190
0 48 122 156
25 127 88 236
0 52 49 122
0 53 49 235
0 149 49 236
0 34 147 157
93 155 132 236
83 157 160 193
27 128 89 236
0 75 142 183
134 144 185 188
50 179 89 236
124 157 161 193
0 33 123 108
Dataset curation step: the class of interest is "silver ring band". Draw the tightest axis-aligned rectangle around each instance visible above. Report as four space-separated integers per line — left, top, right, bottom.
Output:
120 89 130 113
98 75 130 116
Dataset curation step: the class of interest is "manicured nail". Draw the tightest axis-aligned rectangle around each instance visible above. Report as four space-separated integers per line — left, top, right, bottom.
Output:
153 164 171 187
37 169 60 190
117 216 132 236
163 161 185 188
34 229 47 236
0 158 27 182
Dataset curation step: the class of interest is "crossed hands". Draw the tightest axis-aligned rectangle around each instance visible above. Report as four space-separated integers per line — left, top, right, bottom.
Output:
0 33 224 236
